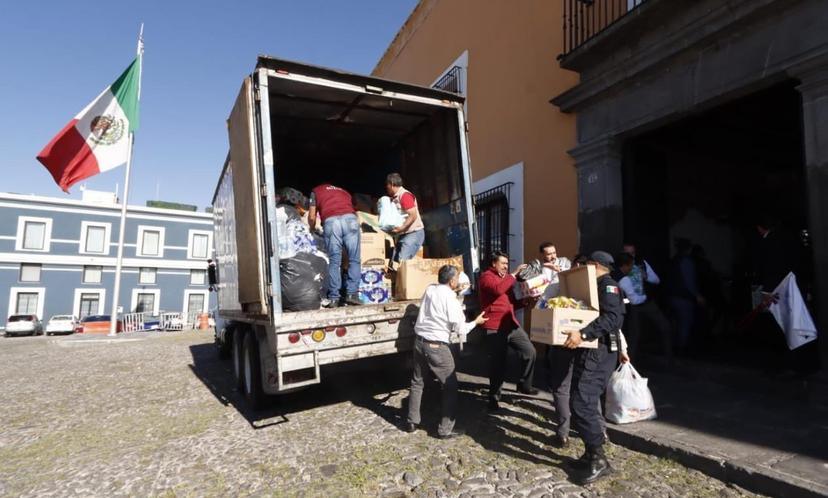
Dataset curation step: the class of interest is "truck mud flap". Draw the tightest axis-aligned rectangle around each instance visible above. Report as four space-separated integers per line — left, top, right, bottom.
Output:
276 350 321 390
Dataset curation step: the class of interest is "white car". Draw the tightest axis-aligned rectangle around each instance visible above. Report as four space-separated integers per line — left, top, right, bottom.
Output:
45 315 78 336
5 315 44 337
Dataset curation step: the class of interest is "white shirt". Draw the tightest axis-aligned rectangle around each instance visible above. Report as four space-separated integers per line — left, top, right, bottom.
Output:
541 257 572 299
415 284 476 343
618 260 661 305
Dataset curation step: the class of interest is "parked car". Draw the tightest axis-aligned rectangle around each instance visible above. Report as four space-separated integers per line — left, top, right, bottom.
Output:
143 314 162 331
77 315 123 334
45 315 78 336
5 315 44 337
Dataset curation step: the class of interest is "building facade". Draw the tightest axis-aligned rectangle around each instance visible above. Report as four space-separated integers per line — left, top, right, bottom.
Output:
552 0 827 369
0 192 215 328
373 0 580 266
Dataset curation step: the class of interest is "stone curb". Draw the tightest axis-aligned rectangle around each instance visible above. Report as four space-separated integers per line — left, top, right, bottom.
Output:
606 425 828 498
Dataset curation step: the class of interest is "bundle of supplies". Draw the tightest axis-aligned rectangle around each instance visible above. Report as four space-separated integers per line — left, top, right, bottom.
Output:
529 265 600 348
359 266 392 304
539 296 591 310
513 274 551 300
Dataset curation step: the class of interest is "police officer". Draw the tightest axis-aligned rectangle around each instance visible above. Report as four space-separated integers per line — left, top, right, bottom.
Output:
562 250 624 485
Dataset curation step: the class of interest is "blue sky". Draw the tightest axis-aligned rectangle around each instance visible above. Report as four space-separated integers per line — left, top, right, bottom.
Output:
0 0 417 210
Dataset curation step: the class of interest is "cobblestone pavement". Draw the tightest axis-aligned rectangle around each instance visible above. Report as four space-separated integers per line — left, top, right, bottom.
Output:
0 332 764 497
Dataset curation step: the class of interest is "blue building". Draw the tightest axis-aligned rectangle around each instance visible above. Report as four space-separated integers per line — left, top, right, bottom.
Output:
0 191 215 329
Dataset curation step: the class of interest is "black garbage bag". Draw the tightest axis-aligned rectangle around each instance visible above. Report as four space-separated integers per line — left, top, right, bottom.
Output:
280 252 328 311
516 258 543 281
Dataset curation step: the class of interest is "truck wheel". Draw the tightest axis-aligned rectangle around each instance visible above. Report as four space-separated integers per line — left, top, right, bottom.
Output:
216 327 232 359
242 331 266 410
232 329 246 390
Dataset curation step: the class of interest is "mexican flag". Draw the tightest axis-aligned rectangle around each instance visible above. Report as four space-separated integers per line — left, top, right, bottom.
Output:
37 57 141 193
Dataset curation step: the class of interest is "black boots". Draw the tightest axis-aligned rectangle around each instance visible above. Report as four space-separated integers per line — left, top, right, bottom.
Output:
572 447 612 485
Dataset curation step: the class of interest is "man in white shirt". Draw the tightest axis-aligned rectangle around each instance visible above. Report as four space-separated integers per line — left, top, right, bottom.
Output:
539 242 572 299
617 252 672 361
405 265 486 439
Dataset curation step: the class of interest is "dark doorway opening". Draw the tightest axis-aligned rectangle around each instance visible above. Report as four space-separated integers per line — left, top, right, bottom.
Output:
621 81 815 369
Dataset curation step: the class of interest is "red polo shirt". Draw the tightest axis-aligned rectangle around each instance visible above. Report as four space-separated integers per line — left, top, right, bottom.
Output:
478 267 522 331
311 184 354 222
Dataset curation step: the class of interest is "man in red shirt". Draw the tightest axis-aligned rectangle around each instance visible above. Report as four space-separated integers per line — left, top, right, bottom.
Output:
308 183 361 307
385 172 425 261
479 251 538 411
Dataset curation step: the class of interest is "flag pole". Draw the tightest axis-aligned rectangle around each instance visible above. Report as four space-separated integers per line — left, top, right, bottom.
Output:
109 24 144 336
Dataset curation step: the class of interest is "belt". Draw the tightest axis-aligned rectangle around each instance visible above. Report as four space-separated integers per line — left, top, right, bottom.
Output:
416 336 447 345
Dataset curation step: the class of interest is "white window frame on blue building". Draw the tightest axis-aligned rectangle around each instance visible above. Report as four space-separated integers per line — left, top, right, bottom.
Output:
187 229 212 260
130 288 160 314
15 216 53 252
73 288 106 318
79 221 112 255
137 225 165 258
8 287 45 318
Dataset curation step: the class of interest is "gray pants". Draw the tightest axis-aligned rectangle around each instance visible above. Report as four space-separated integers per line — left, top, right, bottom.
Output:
407 337 457 437
547 346 606 439
487 325 537 401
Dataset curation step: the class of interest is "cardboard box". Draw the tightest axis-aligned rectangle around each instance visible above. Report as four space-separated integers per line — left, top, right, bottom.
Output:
513 274 550 300
396 255 464 300
360 231 387 265
529 265 600 349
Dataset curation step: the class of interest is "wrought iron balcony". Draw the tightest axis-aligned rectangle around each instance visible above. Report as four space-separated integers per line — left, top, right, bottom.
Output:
561 0 649 58
433 66 463 94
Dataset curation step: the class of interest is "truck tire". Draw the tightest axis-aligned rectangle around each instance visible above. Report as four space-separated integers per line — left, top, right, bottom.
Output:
233 328 246 390
242 331 266 410
216 327 232 359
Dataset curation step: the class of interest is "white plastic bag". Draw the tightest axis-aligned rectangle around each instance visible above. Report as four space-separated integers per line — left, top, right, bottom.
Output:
604 363 657 424
377 196 405 231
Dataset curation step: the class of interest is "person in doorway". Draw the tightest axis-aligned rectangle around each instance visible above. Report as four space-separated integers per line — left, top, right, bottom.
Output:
308 183 361 308
385 173 425 261
666 238 703 355
404 265 487 439
616 252 673 362
479 251 538 411
539 242 572 299
560 251 624 485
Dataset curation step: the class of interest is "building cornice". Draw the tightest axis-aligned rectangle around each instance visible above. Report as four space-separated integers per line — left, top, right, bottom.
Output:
0 192 213 220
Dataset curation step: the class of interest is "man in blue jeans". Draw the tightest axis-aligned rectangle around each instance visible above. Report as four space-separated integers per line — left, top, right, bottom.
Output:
308 183 361 307
385 173 425 261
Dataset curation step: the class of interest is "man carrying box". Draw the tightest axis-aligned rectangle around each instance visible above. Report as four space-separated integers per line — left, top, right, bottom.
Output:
561 250 624 485
385 172 425 262
479 251 538 412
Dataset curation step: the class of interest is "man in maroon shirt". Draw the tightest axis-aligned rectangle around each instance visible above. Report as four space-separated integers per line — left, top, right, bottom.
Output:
479 251 538 411
308 183 361 307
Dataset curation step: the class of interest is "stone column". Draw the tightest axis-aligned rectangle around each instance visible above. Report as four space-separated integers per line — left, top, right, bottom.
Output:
792 58 828 373
569 137 624 254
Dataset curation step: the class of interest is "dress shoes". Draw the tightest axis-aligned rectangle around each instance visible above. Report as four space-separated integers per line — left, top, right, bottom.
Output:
402 422 417 433
517 385 539 396
437 428 465 440
552 434 570 448
487 398 501 412
574 455 613 485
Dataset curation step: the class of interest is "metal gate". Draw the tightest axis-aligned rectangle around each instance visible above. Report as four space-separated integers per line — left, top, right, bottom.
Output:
473 182 512 269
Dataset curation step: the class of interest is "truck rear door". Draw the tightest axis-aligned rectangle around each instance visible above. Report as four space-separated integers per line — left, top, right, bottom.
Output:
227 77 270 316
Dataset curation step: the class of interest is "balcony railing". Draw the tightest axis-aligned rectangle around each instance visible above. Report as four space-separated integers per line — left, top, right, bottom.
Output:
561 0 648 58
433 66 463 94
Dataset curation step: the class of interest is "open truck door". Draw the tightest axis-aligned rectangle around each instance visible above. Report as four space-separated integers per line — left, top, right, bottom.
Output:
227 77 270 316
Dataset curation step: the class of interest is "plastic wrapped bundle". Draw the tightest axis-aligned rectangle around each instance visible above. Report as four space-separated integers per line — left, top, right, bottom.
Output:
280 252 328 311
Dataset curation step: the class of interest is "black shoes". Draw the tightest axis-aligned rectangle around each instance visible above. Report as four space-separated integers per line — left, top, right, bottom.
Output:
402 422 417 433
323 299 340 309
517 385 539 396
437 428 465 440
573 454 613 485
344 293 362 306
487 398 501 412
552 434 570 448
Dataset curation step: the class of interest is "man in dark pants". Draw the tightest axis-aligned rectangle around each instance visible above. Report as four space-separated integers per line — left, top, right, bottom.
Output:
479 251 537 411
616 252 673 362
562 251 624 485
405 265 486 438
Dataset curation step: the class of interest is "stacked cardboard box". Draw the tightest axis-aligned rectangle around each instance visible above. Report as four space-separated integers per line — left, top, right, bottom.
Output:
395 255 464 300
529 265 600 349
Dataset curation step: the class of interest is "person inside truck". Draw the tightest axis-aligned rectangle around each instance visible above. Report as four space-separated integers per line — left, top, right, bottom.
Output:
308 183 362 307
385 172 425 261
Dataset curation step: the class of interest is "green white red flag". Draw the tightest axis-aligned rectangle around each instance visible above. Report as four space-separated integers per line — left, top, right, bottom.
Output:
36 57 141 192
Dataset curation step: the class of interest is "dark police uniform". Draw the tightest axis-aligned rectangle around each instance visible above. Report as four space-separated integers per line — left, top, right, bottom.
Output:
570 273 624 473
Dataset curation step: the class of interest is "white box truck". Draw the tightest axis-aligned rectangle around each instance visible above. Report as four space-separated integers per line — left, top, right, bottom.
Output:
211 56 479 407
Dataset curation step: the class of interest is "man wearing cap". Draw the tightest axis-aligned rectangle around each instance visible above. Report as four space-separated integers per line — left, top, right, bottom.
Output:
561 250 624 485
